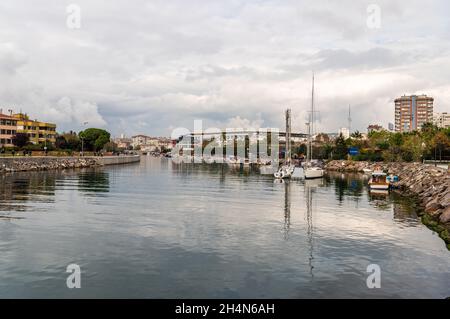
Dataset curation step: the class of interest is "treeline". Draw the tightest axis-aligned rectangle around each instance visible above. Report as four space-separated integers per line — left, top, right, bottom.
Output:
1 128 117 154
304 123 450 162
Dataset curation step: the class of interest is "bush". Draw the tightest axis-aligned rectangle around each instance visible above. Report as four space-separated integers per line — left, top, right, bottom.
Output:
23 144 44 151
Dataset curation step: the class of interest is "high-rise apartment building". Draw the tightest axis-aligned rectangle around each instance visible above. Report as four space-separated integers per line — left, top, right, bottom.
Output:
394 95 434 132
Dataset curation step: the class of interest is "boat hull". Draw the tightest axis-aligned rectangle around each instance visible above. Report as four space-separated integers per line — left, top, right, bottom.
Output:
291 167 304 179
369 184 390 190
260 166 277 175
304 168 324 179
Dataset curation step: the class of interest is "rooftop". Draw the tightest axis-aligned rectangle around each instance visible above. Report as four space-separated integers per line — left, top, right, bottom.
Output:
0 113 17 120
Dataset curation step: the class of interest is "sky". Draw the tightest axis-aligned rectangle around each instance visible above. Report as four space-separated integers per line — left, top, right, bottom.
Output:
0 0 449 138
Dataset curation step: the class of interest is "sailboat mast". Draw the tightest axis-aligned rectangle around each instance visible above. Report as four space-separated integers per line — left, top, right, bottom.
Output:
310 74 315 162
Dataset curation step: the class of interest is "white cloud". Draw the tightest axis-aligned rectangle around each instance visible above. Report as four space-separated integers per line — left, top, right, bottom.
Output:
225 115 265 129
0 0 449 136
55 97 106 128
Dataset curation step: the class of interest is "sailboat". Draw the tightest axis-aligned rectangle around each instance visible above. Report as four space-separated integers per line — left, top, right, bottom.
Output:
274 109 296 179
304 74 324 179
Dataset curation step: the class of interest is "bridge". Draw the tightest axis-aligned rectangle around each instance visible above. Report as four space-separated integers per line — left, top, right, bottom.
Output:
176 130 308 141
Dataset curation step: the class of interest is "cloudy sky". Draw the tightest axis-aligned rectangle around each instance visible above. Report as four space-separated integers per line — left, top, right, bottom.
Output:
0 0 449 137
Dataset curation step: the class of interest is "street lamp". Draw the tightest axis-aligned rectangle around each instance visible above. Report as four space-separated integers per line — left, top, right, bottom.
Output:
44 135 47 156
80 121 88 156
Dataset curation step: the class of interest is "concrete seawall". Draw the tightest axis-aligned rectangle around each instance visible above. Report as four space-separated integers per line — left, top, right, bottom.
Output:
97 155 141 166
0 155 141 173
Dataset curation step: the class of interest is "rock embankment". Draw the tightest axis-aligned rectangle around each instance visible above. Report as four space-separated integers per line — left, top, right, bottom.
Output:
325 160 450 248
0 157 100 173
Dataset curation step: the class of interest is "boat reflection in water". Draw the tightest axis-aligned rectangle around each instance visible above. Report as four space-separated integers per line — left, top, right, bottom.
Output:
280 176 324 278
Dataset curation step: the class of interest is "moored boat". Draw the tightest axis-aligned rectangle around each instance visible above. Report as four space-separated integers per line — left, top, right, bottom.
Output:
303 74 324 180
368 171 390 190
304 165 324 179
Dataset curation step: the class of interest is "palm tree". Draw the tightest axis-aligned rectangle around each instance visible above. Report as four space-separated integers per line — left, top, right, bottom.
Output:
350 130 363 139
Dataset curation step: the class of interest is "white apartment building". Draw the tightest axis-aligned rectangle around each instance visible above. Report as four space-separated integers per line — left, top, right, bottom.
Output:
338 127 350 139
433 112 450 129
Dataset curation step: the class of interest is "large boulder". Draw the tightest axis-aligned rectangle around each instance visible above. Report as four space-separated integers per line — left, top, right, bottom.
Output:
439 192 450 207
425 199 441 213
439 206 450 224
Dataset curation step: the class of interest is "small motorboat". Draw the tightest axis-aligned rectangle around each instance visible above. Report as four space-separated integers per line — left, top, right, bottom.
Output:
368 170 390 190
362 168 373 174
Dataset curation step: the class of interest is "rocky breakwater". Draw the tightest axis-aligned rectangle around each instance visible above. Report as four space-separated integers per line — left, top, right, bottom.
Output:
325 160 450 249
0 157 100 173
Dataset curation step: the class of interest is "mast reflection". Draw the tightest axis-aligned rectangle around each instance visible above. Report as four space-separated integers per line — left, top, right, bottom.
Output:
304 178 323 278
283 180 291 240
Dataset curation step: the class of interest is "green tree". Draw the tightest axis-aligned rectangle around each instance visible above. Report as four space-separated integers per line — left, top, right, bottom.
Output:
56 132 81 150
55 134 68 149
104 141 118 153
401 135 423 162
323 143 334 159
79 128 111 151
383 132 403 162
333 134 348 160
350 130 362 139
12 133 30 148
431 131 450 161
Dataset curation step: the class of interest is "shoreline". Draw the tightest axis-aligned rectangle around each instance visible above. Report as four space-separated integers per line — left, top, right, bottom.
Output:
325 160 450 249
0 155 141 173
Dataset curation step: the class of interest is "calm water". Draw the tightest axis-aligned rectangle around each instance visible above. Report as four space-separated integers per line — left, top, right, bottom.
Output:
0 157 449 298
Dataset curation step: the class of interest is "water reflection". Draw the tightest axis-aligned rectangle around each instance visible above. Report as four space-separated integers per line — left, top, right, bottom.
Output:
326 172 364 204
283 181 291 240
0 171 58 213
77 170 110 195
0 158 448 298
368 190 391 211
304 179 324 278
0 169 111 215
392 195 420 226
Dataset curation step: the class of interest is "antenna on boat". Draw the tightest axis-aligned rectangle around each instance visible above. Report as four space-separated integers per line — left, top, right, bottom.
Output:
285 108 292 163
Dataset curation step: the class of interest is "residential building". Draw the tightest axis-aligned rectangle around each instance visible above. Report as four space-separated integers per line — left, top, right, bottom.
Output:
0 113 18 147
338 127 350 139
113 136 132 149
132 135 174 151
157 137 173 151
388 123 395 131
13 113 56 145
433 112 450 129
131 135 151 148
394 95 434 132
367 124 383 134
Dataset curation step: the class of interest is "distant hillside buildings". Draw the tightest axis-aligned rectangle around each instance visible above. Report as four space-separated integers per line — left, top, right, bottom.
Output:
130 134 173 152
367 124 384 134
